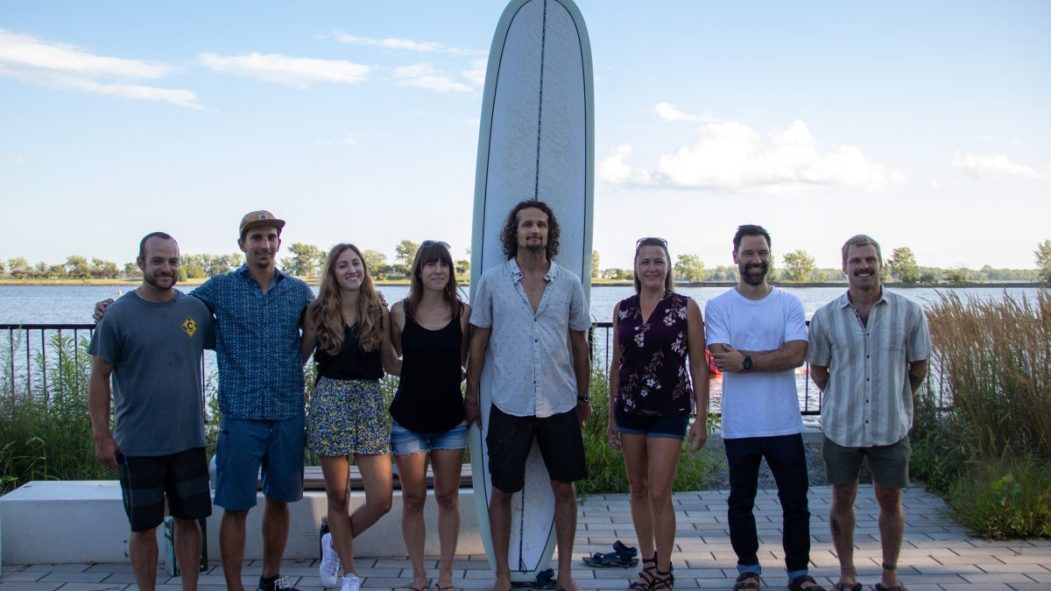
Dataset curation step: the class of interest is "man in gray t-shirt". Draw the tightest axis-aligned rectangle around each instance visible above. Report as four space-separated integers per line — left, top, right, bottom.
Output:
89 232 215 591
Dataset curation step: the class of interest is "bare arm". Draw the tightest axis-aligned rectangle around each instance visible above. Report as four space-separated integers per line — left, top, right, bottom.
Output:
299 309 318 365
389 302 405 358
709 340 807 373
465 326 491 426
909 359 929 393
379 308 401 376
606 303 623 449
459 304 471 369
569 328 592 425
809 364 830 391
685 299 710 452
88 356 120 470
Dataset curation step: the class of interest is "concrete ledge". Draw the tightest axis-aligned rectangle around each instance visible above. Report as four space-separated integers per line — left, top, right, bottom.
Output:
0 481 483 565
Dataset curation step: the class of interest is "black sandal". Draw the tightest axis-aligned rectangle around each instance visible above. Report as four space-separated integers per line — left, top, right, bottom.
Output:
733 572 761 591
788 575 826 591
628 554 658 591
650 568 674 591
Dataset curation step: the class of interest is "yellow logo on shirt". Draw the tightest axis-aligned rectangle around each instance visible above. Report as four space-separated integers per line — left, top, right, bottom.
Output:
182 317 197 337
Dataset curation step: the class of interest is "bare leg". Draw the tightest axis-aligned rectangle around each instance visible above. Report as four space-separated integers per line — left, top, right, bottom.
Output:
551 480 580 591
220 509 248 591
173 517 202 591
261 498 290 579
129 528 159 591
432 448 465 589
396 452 431 590
830 481 859 587
874 483 904 589
489 487 513 591
621 434 655 567
321 455 356 575
646 438 683 574
350 453 394 537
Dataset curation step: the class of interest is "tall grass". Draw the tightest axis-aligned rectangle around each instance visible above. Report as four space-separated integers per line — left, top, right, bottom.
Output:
912 290 1051 538
577 368 721 496
925 290 1051 459
0 333 109 493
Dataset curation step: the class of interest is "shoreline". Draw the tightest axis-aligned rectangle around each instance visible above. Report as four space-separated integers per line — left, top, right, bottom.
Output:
0 278 1044 289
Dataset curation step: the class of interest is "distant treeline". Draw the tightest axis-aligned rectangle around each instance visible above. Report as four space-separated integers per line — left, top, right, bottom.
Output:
3 241 1049 284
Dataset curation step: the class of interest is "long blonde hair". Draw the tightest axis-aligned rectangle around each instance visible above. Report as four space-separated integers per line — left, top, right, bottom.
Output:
309 243 384 354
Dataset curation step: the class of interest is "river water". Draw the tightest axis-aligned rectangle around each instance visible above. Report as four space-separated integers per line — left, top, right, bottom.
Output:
0 283 1042 325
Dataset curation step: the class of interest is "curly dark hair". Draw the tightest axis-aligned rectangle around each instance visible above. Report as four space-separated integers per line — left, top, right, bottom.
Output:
500 199 560 260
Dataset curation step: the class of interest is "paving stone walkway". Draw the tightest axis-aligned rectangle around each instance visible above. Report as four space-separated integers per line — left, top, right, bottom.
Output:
3 486 1048 591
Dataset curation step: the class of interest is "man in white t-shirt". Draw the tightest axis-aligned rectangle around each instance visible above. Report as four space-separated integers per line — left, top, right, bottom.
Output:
704 225 823 591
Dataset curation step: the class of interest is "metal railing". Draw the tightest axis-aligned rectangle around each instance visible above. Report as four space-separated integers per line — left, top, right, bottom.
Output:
4 321 887 417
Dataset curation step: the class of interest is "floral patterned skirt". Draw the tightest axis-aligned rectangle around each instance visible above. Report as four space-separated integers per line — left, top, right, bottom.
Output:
307 377 390 456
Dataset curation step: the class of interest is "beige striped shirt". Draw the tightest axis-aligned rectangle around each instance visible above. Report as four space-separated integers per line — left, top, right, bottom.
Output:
807 289 931 447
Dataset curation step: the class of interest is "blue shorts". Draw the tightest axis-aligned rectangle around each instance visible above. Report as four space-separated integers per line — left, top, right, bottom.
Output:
214 415 305 510
615 408 689 440
391 420 468 456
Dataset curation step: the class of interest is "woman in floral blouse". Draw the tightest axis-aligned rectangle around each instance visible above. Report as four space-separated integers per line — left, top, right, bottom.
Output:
608 237 710 591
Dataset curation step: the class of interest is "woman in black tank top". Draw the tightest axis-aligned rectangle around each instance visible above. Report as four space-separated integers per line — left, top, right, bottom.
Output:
301 243 401 591
388 241 471 591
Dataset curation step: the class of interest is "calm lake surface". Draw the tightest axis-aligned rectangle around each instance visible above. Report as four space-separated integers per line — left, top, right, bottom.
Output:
0 284 1043 325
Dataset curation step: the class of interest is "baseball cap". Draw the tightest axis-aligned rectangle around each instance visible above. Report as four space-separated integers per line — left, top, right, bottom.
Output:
239 210 286 238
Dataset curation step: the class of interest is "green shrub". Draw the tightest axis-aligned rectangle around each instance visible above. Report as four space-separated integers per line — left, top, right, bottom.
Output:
910 382 972 494
949 455 1051 539
577 370 720 496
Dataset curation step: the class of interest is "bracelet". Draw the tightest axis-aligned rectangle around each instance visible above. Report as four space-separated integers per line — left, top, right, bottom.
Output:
577 395 590 403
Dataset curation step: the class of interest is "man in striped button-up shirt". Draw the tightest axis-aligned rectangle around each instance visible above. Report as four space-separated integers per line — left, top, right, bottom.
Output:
807 234 931 591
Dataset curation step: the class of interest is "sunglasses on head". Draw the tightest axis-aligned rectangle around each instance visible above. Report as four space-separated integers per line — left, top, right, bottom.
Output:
421 240 450 249
635 237 668 248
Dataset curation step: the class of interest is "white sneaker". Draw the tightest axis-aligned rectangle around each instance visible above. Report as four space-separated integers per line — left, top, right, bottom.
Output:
319 532 343 588
340 574 361 591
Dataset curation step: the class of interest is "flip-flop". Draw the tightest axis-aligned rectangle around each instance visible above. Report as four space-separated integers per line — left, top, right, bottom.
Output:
407 580 431 591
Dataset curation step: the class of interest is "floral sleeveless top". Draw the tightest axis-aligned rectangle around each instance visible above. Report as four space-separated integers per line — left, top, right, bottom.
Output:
615 292 694 417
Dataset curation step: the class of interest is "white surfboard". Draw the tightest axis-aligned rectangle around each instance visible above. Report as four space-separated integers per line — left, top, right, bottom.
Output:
468 0 594 583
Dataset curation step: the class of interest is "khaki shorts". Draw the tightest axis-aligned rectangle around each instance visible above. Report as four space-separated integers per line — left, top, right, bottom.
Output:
822 435 911 489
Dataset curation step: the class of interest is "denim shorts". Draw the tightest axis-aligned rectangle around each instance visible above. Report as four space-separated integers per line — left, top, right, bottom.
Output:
390 420 468 456
615 408 690 440
214 415 305 510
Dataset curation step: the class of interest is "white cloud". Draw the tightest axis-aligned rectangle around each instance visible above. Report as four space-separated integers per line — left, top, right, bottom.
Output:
331 32 484 56
0 29 202 108
461 58 487 88
12 155 25 166
602 109 900 192
652 101 716 123
952 153 1045 180
200 52 373 88
391 63 471 93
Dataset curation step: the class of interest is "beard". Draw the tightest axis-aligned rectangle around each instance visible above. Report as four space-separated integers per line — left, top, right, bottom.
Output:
739 261 768 286
143 272 176 291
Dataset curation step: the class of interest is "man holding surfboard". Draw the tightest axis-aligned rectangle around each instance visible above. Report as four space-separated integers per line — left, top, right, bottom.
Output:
466 200 592 591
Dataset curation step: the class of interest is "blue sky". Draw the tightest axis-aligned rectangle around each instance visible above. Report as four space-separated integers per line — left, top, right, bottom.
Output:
1 1 1048 270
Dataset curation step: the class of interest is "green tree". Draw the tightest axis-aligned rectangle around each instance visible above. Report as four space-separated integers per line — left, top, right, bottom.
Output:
1036 239 1051 283
64 255 91 279
123 262 142 279
362 250 388 278
47 264 66 278
944 267 972 284
0 258 5 277
591 250 600 278
7 257 31 279
285 243 325 277
455 258 470 281
781 249 816 282
89 258 119 279
887 247 920 284
673 253 705 282
393 240 419 278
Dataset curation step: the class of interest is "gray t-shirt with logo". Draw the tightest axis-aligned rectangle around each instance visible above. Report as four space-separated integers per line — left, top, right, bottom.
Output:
89 290 215 456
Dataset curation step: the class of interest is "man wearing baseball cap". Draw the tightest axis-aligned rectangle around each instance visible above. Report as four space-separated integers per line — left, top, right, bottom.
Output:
95 210 314 591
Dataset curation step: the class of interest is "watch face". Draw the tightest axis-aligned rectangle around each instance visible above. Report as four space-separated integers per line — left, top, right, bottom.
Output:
743 356 752 370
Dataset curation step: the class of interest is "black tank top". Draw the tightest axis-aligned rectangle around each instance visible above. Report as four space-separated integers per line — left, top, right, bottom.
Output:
315 324 383 381
389 304 465 433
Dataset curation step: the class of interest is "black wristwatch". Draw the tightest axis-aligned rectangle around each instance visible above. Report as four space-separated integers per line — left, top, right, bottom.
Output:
742 355 753 372
577 395 591 403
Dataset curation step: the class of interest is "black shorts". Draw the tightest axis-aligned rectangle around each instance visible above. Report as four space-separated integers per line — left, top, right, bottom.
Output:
119 447 212 532
486 405 587 493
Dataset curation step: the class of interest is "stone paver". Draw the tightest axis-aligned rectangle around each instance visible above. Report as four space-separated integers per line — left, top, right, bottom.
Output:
3 486 1049 590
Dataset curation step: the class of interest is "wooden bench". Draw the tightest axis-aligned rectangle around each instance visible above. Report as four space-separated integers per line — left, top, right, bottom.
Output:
303 464 475 491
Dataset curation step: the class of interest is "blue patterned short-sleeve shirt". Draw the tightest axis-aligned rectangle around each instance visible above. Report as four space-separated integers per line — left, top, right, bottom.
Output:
192 265 314 420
